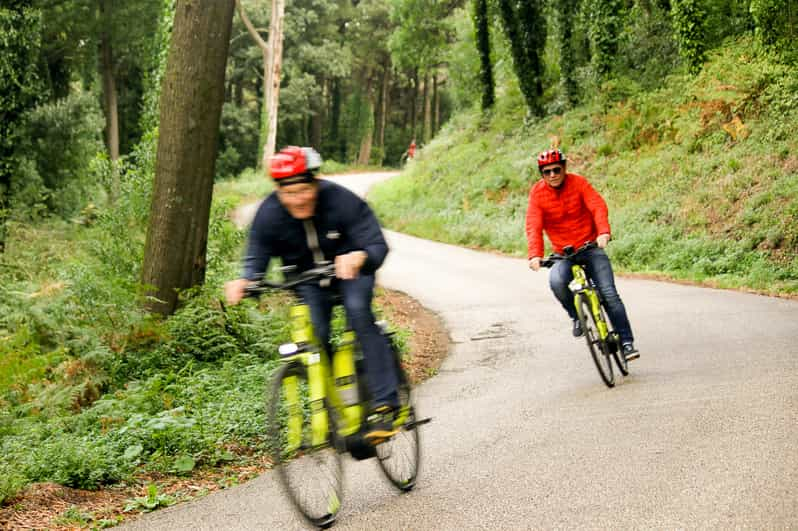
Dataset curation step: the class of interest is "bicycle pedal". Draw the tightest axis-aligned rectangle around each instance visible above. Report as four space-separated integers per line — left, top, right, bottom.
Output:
405 417 432 429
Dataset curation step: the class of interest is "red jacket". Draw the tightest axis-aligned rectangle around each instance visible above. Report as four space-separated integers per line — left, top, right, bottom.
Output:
525 173 611 259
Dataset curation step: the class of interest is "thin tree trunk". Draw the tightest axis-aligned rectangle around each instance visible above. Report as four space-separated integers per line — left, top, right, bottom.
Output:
100 0 120 202
357 77 374 166
235 0 269 166
0 179 7 253
141 0 235 316
432 72 439 134
410 70 418 138
376 60 390 149
331 79 344 161
423 71 431 143
310 78 324 149
264 0 285 164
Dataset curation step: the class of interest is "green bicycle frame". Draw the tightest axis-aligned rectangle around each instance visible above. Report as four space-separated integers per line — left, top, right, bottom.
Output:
279 304 365 450
568 265 609 340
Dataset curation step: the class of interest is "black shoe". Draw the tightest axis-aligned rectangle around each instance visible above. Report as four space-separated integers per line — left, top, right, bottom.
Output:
364 405 398 445
572 319 584 338
622 342 640 361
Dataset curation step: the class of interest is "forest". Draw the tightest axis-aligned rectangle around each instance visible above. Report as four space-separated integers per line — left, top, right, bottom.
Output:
1 0 796 527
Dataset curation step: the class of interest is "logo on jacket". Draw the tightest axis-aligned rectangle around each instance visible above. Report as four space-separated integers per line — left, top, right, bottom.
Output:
326 230 340 240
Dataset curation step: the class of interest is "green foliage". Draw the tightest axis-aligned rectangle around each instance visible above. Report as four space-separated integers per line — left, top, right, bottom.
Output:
586 0 624 78
124 484 177 513
671 0 708 75
389 0 452 71
615 2 681 90
751 0 798 59
13 90 104 218
0 4 44 250
370 37 798 294
218 102 260 180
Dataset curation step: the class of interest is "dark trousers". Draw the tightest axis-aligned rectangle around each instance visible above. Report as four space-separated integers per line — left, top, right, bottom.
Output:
548 247 635 344
295 274 399 408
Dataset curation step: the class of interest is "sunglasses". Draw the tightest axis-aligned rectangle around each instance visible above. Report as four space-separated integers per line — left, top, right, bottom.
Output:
541 166 563 176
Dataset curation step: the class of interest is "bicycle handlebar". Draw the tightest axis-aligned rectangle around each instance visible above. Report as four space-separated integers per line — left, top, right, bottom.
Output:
539 241 597 269
244 263 336 296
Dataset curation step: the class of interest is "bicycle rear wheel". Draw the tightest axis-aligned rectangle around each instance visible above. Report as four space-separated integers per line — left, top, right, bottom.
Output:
577 293 615 388
268 362 342 528
376 341 420 491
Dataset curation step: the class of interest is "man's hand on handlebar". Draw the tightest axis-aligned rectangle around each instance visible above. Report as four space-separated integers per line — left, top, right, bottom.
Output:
335 251 367 280
224 278 250 306
528 257 541 272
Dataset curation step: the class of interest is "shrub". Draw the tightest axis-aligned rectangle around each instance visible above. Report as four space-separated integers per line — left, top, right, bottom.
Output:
13 90 104 218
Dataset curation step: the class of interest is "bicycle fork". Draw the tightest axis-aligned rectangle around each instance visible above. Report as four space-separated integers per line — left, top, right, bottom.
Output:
569 267 609 340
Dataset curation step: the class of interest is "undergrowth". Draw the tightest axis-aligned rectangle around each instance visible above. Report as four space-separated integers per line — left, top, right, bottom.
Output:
0 152 383 506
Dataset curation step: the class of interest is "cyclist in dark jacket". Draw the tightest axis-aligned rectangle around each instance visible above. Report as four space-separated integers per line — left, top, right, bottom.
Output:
225 146 399 442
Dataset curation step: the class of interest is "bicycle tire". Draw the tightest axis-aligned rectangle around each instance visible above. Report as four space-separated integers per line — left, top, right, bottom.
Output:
604 308 628 376
577 293 615 388
376 340 420 491
268 361 343 528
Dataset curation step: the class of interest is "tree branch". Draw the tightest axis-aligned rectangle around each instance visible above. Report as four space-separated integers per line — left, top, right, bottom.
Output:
235 0 269 52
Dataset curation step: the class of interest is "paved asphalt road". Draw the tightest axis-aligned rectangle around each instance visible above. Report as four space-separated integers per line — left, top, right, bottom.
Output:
122 172 798 530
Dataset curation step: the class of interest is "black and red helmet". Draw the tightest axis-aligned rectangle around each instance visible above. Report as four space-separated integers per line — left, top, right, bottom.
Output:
537 149 566 169
269 146 322 185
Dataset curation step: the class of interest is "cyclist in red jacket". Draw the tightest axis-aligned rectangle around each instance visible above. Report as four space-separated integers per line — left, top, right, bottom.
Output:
526 149 639 360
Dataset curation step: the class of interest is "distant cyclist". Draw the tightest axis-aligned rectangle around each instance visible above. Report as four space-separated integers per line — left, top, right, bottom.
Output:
224 146 401 442
525 149 639 361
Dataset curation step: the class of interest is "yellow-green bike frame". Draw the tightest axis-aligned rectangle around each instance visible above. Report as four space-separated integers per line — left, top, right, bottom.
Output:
278 302 415 452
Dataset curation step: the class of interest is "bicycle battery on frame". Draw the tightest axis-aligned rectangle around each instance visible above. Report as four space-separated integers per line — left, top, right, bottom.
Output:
333 329 363 436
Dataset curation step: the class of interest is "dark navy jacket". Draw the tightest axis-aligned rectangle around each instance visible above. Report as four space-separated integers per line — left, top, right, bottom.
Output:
241 180 389 280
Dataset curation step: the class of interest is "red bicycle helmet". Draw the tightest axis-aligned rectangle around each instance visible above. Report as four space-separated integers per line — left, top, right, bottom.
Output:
537 149 566 169
269 146 322 183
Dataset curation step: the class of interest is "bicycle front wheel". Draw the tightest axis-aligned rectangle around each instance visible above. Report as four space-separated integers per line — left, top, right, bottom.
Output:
376 341 420 491
376 390 420 491
577 294 615 388
268 362 342 528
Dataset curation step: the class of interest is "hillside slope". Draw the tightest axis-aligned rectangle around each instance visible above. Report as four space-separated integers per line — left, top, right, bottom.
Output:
370 38 798 295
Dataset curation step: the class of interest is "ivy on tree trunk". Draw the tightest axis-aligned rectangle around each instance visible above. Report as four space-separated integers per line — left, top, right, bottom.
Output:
473 0 494 110
497 0 546 116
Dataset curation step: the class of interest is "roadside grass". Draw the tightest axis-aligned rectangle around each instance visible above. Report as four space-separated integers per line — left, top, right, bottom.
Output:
370 37 798 295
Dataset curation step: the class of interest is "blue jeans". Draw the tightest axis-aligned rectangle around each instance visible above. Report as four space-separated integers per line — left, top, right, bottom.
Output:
295 274 399 408
548 247 635 344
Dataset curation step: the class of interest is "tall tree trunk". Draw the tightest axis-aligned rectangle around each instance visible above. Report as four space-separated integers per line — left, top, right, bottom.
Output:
310 91 323 150
410 69 418 139
558 0 578 106
432 72 439 134
235 0 269 166
357 76 374 166
422 71 432 143
375 60 390 150
264 0 285 164
100 0 120 202
331 79 345 161
473 0 495 110
141 0 235 316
